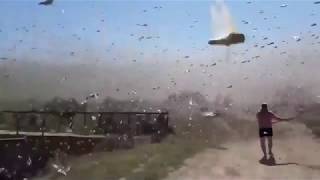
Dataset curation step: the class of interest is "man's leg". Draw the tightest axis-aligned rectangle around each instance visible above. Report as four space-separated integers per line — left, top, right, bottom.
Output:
260 137 267 157
267 136 273 156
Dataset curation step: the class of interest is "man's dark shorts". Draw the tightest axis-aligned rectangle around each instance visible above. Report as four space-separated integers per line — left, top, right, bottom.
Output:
259 128 273 137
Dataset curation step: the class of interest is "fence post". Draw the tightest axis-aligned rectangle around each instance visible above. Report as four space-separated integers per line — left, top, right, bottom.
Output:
83 112 87 127
166 112 169 130
16 116 20 135
97 113 103 129
41 118 46 136
128 113 131 127
127 113 134 147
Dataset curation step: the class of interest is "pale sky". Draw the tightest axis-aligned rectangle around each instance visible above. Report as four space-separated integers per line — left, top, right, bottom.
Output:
1 0 320 105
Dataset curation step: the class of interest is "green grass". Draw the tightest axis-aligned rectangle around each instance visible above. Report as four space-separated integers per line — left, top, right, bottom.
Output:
55 135 208 180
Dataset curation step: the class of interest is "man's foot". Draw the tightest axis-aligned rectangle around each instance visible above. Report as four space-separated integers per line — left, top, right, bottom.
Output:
269 152 274 158
259 156 267 163
268 155 276 165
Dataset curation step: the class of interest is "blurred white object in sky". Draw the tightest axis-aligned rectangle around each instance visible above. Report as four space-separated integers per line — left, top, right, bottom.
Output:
201 111 218 117
293 35 301 42
210 0 236 39
280 4 288 8
189 97 193 106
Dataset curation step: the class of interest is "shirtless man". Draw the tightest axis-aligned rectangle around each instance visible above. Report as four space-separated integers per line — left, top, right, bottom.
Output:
256 103 293 162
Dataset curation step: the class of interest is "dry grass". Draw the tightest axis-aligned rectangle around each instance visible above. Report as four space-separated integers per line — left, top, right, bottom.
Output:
40 135 208 180
41 114 258 180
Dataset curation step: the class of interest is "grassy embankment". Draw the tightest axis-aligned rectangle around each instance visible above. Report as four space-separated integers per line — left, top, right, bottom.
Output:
50 135 208 180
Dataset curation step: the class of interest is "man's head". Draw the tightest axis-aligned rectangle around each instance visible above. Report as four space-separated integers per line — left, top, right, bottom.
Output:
261 103 268 112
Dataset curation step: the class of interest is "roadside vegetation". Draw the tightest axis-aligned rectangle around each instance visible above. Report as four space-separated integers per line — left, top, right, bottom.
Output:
46 135 207 180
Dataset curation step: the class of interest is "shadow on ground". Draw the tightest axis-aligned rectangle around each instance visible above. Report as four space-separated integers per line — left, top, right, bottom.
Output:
259 155 320 171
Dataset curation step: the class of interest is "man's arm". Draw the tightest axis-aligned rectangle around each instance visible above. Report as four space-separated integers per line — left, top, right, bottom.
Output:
271 114 294 123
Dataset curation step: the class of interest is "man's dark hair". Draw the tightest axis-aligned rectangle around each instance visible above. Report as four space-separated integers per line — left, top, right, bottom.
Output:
261 103 268 112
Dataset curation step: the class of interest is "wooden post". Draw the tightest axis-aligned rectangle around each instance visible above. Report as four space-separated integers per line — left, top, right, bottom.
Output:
128 114 131 128
97 113 103 128
41 117 46 137
58 116 62 132
127 113 134 147
166 113 169 129
83 113 87 127
128 114 133 136
106 113 114 134
16 116 19 135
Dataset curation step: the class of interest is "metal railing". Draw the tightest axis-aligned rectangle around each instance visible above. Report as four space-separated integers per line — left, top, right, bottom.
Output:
1 111 169 136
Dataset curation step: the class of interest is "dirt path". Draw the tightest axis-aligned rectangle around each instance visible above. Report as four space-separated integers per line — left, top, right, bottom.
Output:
165 124 320 180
